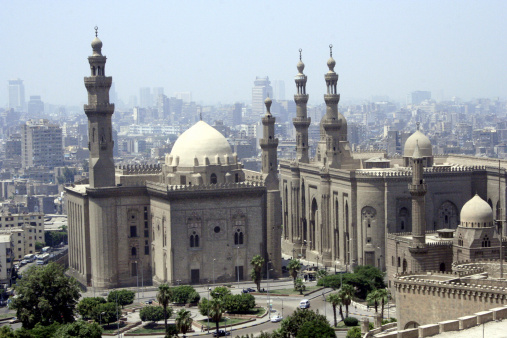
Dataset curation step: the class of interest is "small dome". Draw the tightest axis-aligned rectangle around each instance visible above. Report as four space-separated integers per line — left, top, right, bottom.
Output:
169 121 233 167
297 60 305 73
264 96 272 105
327 57 336 71
404 130 432 157
460 194 494 227
91 37 102 55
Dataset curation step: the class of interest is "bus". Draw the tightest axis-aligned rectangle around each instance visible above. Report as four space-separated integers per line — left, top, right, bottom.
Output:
23 254 36 263
36 253 50 265
41 246 51 253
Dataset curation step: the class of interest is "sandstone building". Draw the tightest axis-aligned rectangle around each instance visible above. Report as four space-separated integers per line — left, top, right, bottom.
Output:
280 47 507 272
65 31 281 290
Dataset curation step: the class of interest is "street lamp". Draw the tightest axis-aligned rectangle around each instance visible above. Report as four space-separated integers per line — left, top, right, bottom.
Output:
135 260 139 304
213 259 216 285
236 246 240 290
100 311 105 325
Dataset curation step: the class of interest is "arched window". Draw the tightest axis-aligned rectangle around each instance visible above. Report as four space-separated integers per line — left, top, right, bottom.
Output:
210 173 217 184
234 229 244 245
195 234 199 247
458 234 463 246
190 231 199 248
190 235 195 247
402 259 407 272
131 247 137 256
482 235 491 248
439 262 446 272
397 257 401 267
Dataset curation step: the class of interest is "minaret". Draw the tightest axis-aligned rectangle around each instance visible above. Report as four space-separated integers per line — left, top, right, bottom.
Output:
261 97 282 277
321 44 341 169
293 49 310 163
84 27 115 188
409 141 427 248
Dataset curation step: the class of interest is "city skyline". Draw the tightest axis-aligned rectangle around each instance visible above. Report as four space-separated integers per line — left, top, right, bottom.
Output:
1 1 506 107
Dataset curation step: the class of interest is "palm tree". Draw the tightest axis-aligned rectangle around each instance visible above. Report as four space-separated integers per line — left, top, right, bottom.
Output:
294 278 306 295
339 284 354 318
366 289 383 314
156 284 173 333
378 288 389 319
250 255 265 292
175 308 193 338
208 298 225 337
327 293 342 327
287 259 301 288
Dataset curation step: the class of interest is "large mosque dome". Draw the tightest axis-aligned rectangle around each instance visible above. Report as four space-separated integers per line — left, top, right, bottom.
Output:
169 121 233 167
404 130 432 157
460 194 494 227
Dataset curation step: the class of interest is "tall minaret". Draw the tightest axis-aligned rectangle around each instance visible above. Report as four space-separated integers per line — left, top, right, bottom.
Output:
293 49 310 163
409 141 427 247
84 27 115 188
261 97 282 277
321 44 341 169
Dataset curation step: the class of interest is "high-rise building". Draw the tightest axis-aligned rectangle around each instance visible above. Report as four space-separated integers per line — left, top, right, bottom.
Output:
27 96 44 115
232 102 243 126
8 79 25 111
252 77 272 118
21 119 63 169
408 91 431 105
174 92 192 103
139 87 151 108
273 80 286 100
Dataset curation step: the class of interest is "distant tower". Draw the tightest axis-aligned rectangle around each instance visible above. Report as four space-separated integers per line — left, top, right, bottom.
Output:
252 77 272 117
409 141 427 248
321 45 341 169
84 27 115 188
8 79 25 111
260 97 282 277
293 49 310 163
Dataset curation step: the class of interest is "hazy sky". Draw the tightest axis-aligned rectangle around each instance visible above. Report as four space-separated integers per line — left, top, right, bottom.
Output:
1 1 506 107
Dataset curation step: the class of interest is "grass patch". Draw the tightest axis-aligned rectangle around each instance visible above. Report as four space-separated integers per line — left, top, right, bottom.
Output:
0 313 15 320
101 321 128 334
228 307 266 316
263 285 321 295
130 323 167 334
197 317 246 327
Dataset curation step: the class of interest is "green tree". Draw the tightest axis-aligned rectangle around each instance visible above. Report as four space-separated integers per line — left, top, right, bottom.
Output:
222 293 256 313
318 266 386 299
53 320 102 338
288 259 301 288
346 326 361 338
172 285 197 304
296 319 336 338
157 283 173 333
338 284 355 318
10 262 81 329
35 242 45 251
140 306 166 323
175 309 193 337
327 293 342 327
91 302 120 325
107 289 135 308
366 289 381 314
250 255 264 292
279 308 330 338
77 297 106 320
0 326 16 338
316 269 328 281
294 278 306 295
211 286 231 300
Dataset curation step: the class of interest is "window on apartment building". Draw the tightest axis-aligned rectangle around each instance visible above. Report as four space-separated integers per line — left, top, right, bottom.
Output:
145 246 149 255
18 248 21 251
18 241 20 244
17 233 20 236
144 230 149 238
29 244 32 247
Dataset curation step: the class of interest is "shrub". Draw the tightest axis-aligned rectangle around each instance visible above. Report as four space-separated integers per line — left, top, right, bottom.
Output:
140 306 165 322
187 291 201 304
343 317 359 326
171 285 196 304
211 286 231 300
223 293 256 313
346 326 361 338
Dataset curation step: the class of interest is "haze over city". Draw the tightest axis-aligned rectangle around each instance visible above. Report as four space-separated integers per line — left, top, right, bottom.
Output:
2 0 506 106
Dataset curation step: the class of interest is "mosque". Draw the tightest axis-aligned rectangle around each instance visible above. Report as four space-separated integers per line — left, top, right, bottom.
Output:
279 46 507 275
65 31 281 289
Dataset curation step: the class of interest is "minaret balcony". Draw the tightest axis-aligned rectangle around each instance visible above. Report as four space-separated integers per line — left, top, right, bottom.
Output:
409 183 427 195
408 244 428 254
294 94 309 104
322 119 341 131
293 117 311 127
260 139 278 148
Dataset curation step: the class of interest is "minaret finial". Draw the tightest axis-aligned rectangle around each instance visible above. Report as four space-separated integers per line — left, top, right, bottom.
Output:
94 26 98 37
416 121 420 130
299 48 302 61
329 44 333 57
199 112 202 121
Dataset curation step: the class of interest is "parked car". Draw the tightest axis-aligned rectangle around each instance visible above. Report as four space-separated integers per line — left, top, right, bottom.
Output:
212 329 230 337
299 299 310 309
242 288 256 293
271 314 283 322
9 317 20 324
144 299 154 304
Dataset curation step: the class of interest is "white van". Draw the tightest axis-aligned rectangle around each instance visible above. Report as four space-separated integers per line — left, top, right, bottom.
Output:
299 299 310 309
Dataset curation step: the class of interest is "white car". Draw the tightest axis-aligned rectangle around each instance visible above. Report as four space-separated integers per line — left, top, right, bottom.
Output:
271 314 283 323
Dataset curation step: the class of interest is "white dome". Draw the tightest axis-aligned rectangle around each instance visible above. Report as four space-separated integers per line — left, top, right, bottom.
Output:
460 194 494 227
404 130 432 157
169 121 233 167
